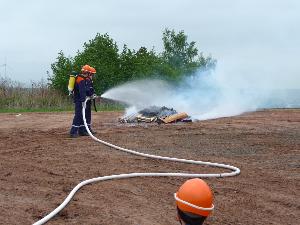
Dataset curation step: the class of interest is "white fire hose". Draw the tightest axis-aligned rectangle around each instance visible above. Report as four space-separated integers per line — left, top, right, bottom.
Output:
33 97 240 225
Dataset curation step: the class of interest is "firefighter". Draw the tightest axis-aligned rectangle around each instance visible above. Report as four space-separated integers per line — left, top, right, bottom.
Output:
69 65 96 138
175 178 214 225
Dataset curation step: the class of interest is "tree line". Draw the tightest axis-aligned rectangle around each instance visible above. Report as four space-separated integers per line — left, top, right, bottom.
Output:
49 28 216 95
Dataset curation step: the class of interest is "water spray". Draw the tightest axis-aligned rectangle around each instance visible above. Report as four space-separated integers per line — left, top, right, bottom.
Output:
101 69 300 120
33 96 240 225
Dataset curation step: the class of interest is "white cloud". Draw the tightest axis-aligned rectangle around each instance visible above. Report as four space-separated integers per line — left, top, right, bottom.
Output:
0 0 299 88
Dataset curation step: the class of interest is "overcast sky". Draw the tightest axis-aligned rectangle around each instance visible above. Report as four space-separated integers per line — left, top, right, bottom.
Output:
0 0 299 88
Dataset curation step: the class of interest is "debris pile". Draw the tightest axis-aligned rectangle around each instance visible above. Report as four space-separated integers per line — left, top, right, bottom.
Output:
119 106 192 124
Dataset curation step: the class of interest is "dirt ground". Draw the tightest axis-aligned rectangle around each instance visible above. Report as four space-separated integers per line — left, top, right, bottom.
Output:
0 109 299 225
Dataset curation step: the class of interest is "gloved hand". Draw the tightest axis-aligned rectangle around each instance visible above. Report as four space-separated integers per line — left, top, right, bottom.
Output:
68 91 73 96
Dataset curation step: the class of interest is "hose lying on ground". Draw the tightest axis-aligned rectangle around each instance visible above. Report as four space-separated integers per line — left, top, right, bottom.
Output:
33 97 240 225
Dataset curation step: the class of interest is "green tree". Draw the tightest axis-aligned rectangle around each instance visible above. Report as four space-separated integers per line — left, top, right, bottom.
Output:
73 33 120 94
48 29 216 95
132 47 161 79
119 46 161 82
119 44 136 82
161 28 216 80
49 51 73 93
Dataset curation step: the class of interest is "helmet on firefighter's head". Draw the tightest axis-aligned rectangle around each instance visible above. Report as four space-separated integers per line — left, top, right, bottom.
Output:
175 178 214 218
81 65 91 73
90 67 96 74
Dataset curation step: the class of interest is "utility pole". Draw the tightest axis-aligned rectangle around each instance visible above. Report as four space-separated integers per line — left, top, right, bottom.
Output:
0 57 7 77
4 57 6 77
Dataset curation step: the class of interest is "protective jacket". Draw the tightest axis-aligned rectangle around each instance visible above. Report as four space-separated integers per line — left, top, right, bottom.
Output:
73 75 95 102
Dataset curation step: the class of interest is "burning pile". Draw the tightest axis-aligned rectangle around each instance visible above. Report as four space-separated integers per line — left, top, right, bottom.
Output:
119 106 192 124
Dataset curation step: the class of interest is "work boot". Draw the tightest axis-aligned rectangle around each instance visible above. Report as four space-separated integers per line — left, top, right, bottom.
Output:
69 133 79 138
79 131 89 136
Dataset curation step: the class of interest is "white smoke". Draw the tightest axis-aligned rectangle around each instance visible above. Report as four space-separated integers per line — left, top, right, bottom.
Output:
101 64 300 120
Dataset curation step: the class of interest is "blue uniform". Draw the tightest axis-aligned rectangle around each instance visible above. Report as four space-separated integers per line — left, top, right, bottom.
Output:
70 75 94 135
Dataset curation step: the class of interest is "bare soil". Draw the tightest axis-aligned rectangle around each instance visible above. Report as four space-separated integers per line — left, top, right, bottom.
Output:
0 109 299 225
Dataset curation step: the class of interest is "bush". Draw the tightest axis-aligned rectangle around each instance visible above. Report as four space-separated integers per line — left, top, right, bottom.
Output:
48 29 216 95
0 76 72 111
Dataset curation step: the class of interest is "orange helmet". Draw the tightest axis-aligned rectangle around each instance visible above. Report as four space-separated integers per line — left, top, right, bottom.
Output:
90 67 96 74
175 178 214 217
81 64 91 73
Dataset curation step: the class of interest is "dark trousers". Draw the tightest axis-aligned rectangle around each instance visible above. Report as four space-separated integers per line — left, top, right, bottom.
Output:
70 101 91 135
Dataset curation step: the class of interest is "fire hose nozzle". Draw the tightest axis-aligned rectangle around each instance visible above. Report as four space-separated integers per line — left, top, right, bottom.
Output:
91 94 98 99
84 95 99 112
85 94 98 101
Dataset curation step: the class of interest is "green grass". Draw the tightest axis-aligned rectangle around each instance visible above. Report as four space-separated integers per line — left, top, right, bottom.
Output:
0 108 72 113
0 103 124 113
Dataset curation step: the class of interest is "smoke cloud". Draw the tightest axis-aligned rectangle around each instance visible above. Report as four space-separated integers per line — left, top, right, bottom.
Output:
102 64 300 120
